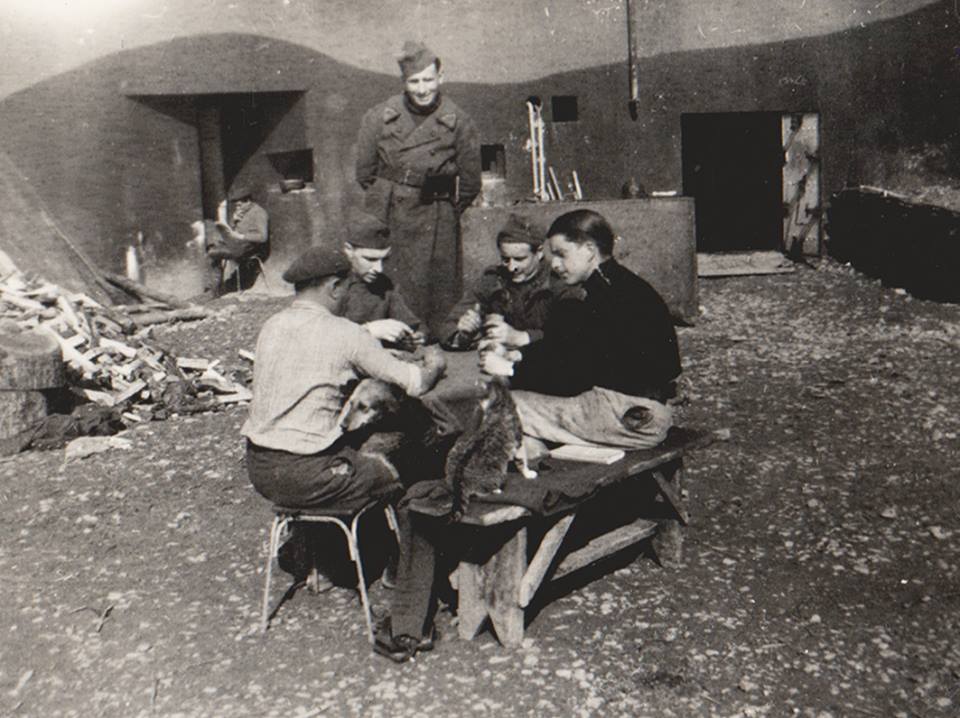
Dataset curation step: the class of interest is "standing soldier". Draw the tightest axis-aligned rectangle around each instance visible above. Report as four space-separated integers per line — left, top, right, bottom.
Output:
355 40 481 339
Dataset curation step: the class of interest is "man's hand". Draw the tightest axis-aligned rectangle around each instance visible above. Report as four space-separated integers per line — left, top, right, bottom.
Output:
419 345 447 392
479 350 515 377
456 304 482 336
215 221 242 241
364 319 413 343
483 314 529 348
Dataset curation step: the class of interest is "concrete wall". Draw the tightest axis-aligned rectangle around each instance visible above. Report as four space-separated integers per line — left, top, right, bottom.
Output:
0 1 956 299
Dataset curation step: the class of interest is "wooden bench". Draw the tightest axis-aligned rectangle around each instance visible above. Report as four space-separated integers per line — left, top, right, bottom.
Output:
407 427 720 647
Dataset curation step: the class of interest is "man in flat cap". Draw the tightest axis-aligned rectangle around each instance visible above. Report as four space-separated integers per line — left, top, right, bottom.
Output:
339 209 424 347
243 244 445 513
439 213 576 350
204 182 270 297
355 40 481 340
243 244 448 658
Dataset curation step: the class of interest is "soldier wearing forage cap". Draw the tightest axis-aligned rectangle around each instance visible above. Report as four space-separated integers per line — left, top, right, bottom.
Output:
355 40 481 340
438 213 577 351
339 209 424 346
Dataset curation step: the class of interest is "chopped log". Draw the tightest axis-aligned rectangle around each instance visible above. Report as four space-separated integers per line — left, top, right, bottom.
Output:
0 326 65 390
0 390 47 445
132 307 209 327
0 292 46 312
99 337 138 359
176 357 212 371
114 379 147 405
82 389 115 407
215 387 253 404
101 273 190 309
238 349 256 363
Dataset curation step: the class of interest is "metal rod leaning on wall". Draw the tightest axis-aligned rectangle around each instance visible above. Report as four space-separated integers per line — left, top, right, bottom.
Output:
526 101 541 198
536 106 548 201
548 167 564 201
572 171 584 200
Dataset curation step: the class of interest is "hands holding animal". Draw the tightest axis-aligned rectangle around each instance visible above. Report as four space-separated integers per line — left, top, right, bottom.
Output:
483 314 530 348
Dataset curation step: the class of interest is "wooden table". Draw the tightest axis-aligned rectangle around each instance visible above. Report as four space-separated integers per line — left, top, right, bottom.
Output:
408 427 717 647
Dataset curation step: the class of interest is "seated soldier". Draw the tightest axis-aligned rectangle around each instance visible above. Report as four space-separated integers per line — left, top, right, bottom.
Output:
481 209 681 451
205 183 269 296
438 213 572 351
242 244 447 663
339 211 425 347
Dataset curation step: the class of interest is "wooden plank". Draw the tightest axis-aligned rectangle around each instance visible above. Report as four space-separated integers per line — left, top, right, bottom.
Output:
99 337 138 359
464 505 530 527
485 527 527 648
552 518 657 581
456 562 489 641
238 349 256 362
519 515 575 608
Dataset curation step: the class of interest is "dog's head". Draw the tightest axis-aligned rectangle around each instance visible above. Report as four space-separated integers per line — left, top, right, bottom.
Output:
338 378 402 432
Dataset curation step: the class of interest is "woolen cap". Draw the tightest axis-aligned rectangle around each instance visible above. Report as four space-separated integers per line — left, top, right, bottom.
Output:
281 245 350 284
497 213 543 248
397 40 438 79
345 211 390 250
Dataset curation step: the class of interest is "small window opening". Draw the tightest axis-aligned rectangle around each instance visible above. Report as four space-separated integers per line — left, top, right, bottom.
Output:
551 95 579 123
481 143 506 178
267 149 314 182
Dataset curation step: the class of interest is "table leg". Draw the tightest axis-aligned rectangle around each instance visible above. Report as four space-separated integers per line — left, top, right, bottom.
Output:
652 460 685 566
456 526 528 647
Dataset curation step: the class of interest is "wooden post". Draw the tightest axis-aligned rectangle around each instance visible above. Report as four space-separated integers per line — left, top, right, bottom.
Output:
486 527 527 648
651 461 685 565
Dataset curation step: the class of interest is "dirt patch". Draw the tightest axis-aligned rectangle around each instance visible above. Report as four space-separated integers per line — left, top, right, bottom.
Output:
2 259 959 717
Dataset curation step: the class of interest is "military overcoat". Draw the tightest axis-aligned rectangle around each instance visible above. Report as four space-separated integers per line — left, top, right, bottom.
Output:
355 93 481 338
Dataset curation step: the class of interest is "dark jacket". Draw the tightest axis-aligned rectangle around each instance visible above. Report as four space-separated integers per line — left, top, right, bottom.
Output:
355 93 481 337
438 263 573 349
339 274 422 329
511 258 681 401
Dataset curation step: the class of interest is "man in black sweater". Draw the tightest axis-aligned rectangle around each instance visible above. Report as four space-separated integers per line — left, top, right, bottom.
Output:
481 209 681 450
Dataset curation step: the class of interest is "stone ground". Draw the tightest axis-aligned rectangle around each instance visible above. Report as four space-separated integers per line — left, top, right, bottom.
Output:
1 258 959 717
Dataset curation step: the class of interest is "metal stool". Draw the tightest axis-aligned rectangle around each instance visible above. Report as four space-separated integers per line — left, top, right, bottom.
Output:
260 499 401 643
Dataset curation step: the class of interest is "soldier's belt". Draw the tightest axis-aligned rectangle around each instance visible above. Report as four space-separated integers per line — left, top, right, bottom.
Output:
379 167 457 197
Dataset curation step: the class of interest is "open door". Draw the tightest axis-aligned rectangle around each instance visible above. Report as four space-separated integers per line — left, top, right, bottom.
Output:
781 113 822 257
682 112 784 253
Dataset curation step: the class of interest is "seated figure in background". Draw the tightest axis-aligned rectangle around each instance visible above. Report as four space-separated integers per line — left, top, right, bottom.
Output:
204 182 269 297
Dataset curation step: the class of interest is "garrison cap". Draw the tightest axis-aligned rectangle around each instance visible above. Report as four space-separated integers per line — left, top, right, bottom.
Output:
496 213 544 248
397 40 438 79
281 245 350 284
345 210 391 250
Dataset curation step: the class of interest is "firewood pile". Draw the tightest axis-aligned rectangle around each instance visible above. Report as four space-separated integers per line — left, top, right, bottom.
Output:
0 269 252 424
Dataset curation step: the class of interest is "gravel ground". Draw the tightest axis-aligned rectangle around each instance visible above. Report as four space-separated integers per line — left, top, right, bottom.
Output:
1 259 958 717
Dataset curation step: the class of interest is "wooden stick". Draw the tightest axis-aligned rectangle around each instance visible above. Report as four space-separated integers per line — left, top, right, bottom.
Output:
101 273 190 309
572 171 583 200
131 307 209 327
548 166 564 201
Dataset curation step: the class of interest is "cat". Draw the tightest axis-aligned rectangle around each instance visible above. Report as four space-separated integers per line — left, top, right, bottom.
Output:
445 375 537 522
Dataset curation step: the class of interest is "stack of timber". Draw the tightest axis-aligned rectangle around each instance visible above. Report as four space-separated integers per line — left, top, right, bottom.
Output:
0 269 251 424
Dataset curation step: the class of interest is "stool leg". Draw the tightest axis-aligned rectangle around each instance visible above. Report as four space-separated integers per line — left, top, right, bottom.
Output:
260 516 286 633
349 512 376 645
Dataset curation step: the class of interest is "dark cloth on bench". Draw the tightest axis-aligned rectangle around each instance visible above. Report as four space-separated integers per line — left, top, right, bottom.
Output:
404 427 711 519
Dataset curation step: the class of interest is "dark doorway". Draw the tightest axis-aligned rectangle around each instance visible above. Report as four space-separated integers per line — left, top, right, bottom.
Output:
682 112 784 252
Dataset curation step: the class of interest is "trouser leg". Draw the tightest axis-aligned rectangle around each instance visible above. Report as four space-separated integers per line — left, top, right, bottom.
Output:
389 507 437 639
